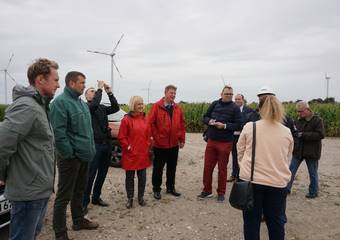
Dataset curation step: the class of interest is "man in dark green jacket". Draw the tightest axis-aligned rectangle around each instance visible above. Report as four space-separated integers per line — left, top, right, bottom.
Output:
0 58 59 240
50 71 97 240
287 101 325 199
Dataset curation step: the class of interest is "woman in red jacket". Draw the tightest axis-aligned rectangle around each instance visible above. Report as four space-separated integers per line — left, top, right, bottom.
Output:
118 96 151 208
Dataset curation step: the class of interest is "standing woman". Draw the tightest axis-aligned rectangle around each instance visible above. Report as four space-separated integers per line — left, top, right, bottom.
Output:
118 96 151 208
237 95 293 240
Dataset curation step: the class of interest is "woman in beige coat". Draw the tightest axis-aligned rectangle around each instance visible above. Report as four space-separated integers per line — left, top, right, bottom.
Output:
237 95 293 240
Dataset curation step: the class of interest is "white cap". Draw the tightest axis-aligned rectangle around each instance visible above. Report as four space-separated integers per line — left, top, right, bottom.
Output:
257 86 275 96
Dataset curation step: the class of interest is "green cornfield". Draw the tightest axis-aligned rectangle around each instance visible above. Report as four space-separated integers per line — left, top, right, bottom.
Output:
1 102 339 136
143 102 340 137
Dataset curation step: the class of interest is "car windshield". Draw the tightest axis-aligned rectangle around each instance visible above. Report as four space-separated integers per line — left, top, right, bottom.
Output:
108 109 126 122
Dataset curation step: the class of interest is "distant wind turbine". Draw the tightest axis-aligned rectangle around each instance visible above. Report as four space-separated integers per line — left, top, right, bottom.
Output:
87 34 124 92
220 75 226 86
141 80 152 104
0 54 16 104
325 73 331 99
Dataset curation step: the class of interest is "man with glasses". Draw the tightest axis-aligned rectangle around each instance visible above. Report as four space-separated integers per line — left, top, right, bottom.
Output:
83 80 119 213
198 86 241 202
287 101 325 198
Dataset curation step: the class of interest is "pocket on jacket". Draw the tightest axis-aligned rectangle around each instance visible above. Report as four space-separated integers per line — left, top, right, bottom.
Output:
70 111 86 132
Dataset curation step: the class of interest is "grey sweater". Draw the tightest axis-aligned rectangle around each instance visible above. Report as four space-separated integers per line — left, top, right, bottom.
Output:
0 85 55 201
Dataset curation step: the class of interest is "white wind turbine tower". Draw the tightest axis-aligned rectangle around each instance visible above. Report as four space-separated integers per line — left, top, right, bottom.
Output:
141 80 152 104
220 75 226 86
87 34 124 92
0 54 16 104
325 73 331 99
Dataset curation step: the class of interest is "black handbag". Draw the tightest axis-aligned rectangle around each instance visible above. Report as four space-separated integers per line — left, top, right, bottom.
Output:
229 122 256 212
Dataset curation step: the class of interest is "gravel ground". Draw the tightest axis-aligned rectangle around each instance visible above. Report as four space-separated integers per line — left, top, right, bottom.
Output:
1 133 339 240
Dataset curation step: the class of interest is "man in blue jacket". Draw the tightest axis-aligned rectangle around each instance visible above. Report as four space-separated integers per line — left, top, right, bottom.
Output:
228 94 254 182
198 85 241 202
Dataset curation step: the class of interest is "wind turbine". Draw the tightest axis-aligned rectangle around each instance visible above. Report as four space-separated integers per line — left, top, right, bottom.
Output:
220 75 226 86
141 80 152 104
0 54 16 104
325 73 331 99
87 34 124 93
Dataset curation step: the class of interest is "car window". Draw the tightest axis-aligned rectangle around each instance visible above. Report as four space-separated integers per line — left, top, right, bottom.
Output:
108 109 126 122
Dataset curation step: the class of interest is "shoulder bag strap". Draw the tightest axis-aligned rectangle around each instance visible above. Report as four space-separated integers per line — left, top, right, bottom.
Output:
250 122 256 182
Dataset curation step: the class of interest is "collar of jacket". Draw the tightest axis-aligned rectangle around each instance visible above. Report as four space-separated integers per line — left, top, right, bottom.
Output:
127 111 146 118
64 86 81 99
156 98 177 110
32 90 53 107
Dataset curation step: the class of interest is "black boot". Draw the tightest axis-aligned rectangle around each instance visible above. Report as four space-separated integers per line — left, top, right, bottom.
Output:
138 197 146 206
126 198 133 209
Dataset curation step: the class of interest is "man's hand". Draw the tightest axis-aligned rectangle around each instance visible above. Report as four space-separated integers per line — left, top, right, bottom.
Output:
208 119 216 125
104 83 112 94
214 122 225 129
179 142 185 148
97 80 105 90
0 180 5 186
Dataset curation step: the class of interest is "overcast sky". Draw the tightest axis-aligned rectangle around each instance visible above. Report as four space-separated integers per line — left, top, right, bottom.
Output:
1 0 339 104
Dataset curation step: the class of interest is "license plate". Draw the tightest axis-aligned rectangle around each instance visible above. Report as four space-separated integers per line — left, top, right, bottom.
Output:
0 200 11 214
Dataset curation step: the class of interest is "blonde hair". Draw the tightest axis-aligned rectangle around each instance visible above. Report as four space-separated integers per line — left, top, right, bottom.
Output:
259 95 285 123
128 96 144 112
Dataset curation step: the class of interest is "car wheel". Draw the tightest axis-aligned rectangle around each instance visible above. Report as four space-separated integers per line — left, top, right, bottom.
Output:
111 143 122 168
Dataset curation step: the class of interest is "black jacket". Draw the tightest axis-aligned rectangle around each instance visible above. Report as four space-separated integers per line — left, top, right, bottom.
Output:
294 114 325 160
245 108 299 151
88 89 120 144
203 99 242 142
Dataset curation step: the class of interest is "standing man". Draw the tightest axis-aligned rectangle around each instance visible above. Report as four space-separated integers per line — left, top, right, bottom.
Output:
0 58 59 240
148 85 186 200
246 86 297 137
51 71 98 240
287 101 325 198
83 80 119 212
198 86 241 202
227 94 254 182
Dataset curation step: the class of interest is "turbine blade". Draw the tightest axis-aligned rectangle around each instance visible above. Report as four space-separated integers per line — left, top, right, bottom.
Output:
6 72 16 83
87 50 111 56
5 53 14 69
112 59 122 78
112 34 124 54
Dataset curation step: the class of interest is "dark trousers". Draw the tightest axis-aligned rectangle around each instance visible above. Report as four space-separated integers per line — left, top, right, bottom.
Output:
83 143 111 206
203 139 232 195
287 156 319 195
125 169 147 199
152 146 179 192
53 158 89 236
243 184 287 240
231 135 240 177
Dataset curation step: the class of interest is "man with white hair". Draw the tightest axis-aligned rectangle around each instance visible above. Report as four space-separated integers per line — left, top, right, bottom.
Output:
287 101 325 198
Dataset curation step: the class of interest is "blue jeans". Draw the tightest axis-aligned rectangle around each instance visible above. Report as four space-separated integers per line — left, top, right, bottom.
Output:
243 184 287 240
287 157 319 195
9 198 49 240
83 143 111 206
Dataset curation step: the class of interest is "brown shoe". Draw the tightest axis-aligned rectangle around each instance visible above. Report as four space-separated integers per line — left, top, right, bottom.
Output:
72 218 99 231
